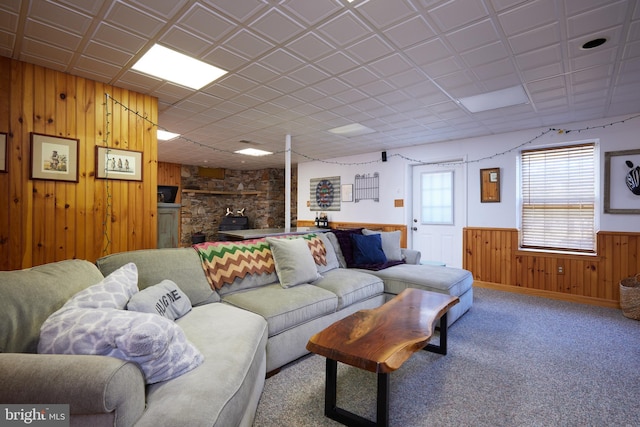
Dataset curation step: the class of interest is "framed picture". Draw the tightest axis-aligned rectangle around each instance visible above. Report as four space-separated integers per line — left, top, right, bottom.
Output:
96 146 143 181
604 149 640 214
0 132 7 173
480 167 500 202
30 133 79 182
341 184 353 202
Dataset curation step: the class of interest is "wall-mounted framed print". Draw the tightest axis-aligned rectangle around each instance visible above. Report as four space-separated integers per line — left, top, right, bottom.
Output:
30 133 79 182
96 146 143 181
0 132 7 172
341 184 353 202
480 167 500 203
604 149 640 214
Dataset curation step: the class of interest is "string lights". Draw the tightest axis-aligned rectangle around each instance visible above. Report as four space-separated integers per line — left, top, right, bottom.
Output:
105 92 640 170
102 93 112 253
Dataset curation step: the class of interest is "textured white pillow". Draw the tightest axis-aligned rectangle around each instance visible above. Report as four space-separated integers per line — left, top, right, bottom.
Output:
127 280 192 320
38 263 203 384
39 308 203 384
64 262 139 310
362 229 403 261
267 237 321 288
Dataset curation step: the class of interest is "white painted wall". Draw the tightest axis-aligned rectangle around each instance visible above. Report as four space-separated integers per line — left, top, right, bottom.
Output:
297 113 640 247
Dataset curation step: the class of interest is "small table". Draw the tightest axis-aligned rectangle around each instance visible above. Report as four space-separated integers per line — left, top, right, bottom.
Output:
306 288 459 427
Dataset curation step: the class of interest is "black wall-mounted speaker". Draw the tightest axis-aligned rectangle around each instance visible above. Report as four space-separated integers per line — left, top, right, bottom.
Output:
382 151 387 162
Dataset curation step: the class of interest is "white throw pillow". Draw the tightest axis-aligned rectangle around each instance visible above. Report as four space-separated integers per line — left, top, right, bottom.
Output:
39 308 203 384
267 237 321 288
63 262 139 310
38 263 203 384
127 279 192 320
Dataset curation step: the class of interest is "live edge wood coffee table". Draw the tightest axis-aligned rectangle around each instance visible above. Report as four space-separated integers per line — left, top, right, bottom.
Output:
306 288 459 427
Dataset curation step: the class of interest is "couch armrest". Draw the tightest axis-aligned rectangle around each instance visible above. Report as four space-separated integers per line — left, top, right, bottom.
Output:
0 353 145 426
402 248 421 265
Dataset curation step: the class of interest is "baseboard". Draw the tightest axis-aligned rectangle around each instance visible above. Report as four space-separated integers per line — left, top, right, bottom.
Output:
473 280 621 309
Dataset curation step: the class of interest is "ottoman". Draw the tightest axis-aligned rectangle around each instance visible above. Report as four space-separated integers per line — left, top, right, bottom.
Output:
359 263 473 326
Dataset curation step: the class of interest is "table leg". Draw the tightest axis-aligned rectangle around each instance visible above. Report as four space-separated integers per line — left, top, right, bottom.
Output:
377 372 389 427
324 358 388 427
325 358 338 416
424 312 448 355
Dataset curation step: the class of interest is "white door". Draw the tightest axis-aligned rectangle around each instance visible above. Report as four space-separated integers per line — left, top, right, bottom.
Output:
411 162 466 268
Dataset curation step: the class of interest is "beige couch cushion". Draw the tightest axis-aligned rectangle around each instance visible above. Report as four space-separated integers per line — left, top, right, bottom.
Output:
223 284 338 337
97 248 219 306
0 259 104 353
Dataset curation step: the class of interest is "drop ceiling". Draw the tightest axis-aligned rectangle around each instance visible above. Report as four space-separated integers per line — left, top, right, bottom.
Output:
2 0 639 170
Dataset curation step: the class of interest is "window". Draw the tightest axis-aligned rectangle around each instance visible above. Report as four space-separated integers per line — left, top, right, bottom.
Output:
421 171 453 224
520 143 596 253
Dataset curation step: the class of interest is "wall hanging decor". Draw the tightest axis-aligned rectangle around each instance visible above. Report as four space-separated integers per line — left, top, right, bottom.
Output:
0 132 7 172
30 133 79 182
604 149 640 214
354 172 379 202
310 176 340 211
480 167 501 202
341 184 353 202
96 146 143 181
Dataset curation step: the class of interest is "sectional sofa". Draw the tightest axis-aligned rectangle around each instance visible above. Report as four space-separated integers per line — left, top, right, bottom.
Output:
0 229 473 426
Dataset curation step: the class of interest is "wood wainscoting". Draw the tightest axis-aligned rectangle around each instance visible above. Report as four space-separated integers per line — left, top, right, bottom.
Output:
463 227 640 308
297 221 407 248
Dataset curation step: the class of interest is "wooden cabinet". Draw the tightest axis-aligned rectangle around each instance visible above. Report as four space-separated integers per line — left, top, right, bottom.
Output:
158 203 181 248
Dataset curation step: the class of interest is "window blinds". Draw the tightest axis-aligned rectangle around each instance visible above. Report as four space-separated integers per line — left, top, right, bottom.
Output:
521 143 596 252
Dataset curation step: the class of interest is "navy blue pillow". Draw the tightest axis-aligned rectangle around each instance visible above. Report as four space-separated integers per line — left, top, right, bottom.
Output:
351 233 387 265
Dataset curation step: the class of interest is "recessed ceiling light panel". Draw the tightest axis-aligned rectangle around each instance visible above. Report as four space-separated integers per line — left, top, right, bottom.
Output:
157 129 180 140
328 123 376 137
235 148 273 156
458 85 530 113
132 44 227 90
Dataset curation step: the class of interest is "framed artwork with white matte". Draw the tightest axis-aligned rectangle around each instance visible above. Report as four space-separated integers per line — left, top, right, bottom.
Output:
96 146 143 181
30 133 79 182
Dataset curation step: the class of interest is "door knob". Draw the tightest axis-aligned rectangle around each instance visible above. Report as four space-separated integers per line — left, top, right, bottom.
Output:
412 227 418 231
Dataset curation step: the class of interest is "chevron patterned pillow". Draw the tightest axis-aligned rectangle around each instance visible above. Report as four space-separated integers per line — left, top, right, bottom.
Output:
301 233 327 266
193 238 275 291
193 233 328 291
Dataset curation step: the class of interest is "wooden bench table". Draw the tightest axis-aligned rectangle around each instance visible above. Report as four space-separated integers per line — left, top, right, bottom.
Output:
306 288 459 427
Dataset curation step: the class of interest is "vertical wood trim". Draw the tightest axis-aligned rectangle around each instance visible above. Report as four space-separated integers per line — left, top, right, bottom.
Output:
0 58 9 270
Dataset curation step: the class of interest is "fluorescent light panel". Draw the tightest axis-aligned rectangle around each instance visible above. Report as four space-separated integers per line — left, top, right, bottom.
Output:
235 148 273 156
328 123 376 137
133 44 227 90
157 130 180 140
458 85 530 113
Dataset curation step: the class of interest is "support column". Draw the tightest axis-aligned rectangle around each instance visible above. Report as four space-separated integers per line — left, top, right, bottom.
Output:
285 134 291 232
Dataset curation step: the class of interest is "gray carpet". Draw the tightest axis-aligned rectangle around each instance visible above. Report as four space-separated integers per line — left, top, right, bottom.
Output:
253 287 640 427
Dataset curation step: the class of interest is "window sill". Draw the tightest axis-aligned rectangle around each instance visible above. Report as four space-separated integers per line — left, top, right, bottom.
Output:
516 248 602 261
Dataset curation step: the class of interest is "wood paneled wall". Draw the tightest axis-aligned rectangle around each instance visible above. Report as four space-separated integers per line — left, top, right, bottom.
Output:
463 227 640 307
0 57 158 270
